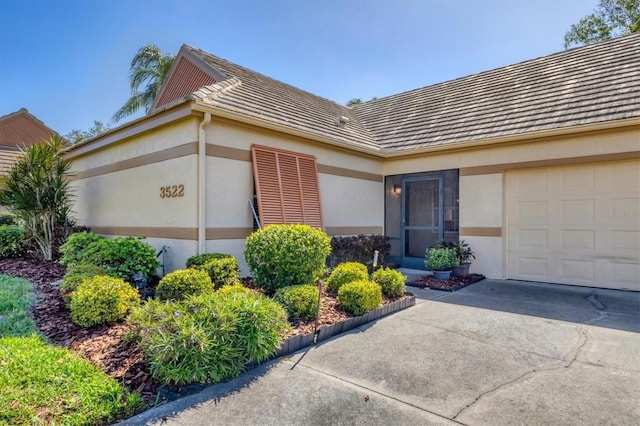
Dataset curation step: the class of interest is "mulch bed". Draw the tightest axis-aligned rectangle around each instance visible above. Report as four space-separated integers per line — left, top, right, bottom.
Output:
0 258 412 409
407 273 485 291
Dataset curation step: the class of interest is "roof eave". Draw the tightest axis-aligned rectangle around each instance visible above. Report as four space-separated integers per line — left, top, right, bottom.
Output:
381 117 640 158
191 101 383 157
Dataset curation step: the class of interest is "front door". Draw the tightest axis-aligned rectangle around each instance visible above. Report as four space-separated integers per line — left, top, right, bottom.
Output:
402 177 442 269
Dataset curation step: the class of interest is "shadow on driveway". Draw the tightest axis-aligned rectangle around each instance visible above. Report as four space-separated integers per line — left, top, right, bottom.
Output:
421 279 640 333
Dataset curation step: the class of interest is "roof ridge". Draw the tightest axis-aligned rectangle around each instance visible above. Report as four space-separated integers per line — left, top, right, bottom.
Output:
184 46 353 113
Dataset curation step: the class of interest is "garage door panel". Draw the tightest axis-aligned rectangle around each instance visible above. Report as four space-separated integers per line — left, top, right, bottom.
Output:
562 199 595 221
561 229 595 250
562 167 596 190
507 159 640 291
612 161 640 190
558 258 595 282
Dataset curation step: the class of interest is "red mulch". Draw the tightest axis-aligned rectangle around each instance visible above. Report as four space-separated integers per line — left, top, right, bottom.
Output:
0 258 412 409
0 258 159 406
407 273 485 291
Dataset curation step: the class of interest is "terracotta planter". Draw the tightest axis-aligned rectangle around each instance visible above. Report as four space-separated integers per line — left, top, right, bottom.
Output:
452 263 471 278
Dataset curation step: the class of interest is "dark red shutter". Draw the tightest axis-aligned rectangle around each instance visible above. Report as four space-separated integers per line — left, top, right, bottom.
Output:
251 145 323 228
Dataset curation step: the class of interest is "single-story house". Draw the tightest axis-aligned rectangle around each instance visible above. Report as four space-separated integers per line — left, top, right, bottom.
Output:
0 108 64 177
0 108 66 212
65 34 640 291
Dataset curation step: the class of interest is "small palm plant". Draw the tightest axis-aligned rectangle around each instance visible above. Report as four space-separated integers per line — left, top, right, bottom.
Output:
0 137 73 260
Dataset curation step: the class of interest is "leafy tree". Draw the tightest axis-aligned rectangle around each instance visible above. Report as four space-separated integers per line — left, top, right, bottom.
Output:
346 96 378 106
112 44 175 122
564 0 639 48
0 137 74 260
65 120 110 144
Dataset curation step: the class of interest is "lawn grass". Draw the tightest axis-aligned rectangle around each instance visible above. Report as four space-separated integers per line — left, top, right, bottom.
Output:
0 274 143 425
0 275 37 337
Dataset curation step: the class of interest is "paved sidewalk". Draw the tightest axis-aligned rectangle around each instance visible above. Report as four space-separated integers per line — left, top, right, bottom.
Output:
119 280 640 426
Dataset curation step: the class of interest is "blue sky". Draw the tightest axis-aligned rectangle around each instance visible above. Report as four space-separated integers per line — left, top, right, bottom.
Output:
0 0 597 137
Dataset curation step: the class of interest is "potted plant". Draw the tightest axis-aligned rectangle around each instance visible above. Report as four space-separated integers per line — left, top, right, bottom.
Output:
425 247 459 280
436 240 475 277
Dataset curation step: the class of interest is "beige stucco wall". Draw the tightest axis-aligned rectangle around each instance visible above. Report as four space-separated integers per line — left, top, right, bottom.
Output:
68 117 201 275
459 173 503 278
71 155 198 227
203 120 385 275
382 126 640 176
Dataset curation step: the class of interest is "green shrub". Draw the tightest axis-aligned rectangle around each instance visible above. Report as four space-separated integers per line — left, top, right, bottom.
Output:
58 231 106 267
156 268 213 301
0 225 24 259
326 262 369 293
0 212 17 226
70 276 140 327
128 291 290 385
0 335 142 425
185 252 231 269
197 257 240 289
425 247 459 271
274 284 320 320
59 263 110 306
244 224 331 293
218 282 251 295
372 267 407 297
337 280 382 316
82 236 160 281
330 234 391 267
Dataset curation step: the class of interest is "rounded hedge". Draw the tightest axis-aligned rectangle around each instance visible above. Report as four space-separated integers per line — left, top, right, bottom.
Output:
197 257 240 290
274 284 320 320
81 236 159 281
372 267 407 297
186 252 232 269
337 280 382 316
156 269 213 301
59 231 107 267
0 225 24 259
326 262 369 293
128 291 290 385
60 263 110 306
244 224 331 293
70 276 140 327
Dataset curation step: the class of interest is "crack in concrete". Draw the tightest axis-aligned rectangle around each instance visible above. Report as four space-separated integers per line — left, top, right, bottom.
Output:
397 316 566 363
287 360 468 425
452 327 590 421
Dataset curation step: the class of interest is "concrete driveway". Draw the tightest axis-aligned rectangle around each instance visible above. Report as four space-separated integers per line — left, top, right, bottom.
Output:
120 279 640 426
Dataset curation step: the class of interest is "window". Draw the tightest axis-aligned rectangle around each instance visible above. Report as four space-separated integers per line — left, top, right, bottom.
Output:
251 145 323 228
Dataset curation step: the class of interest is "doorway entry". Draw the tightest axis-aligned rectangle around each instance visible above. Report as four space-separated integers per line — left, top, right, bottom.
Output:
385 170 459 269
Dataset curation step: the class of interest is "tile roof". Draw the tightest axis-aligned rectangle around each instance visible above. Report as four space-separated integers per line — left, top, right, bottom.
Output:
351 34 640 151
0 108 66 176
183 46 380 151
0 108 62 148
181 34 639 153
0 146 23 176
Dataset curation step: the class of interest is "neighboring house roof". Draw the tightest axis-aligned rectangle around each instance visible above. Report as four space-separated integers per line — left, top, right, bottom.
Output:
352 33 640 152
0 108 66 176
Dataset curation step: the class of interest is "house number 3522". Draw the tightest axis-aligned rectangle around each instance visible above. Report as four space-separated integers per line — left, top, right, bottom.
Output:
160 184 184 198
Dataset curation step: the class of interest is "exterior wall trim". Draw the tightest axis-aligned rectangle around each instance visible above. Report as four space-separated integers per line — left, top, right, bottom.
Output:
325 226 384 235
460 150 640 176
460 227 502 237
69 142 198 181
91 226 198 240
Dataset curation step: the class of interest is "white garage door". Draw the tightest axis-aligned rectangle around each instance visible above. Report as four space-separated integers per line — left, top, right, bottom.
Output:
506 160 640 291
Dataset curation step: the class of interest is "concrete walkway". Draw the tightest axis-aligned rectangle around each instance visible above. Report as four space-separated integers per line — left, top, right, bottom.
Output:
120 280 640 426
